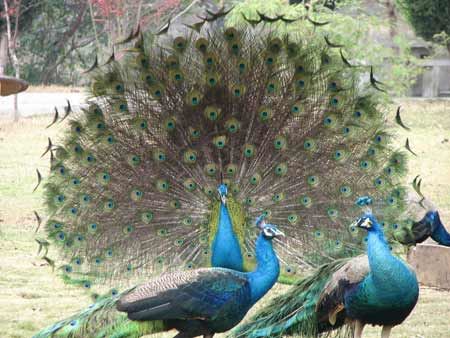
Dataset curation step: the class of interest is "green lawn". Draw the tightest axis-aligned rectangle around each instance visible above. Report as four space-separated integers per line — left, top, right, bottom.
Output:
0 99 449 337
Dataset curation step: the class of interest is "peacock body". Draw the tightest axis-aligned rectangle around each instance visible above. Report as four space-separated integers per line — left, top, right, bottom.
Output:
33 219 282 338
38 10 417 296
232 211 419 338
427 211 450 246
211 185 244 271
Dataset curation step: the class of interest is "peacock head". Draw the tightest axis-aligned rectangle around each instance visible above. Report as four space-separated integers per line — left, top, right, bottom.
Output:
217 184 228 204
354 195 379 232
355 213 382 233
255 214 284 239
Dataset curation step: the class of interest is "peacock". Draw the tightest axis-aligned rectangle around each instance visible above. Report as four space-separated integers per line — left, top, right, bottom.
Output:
395 191 450 247
232 200 419 338
35 6 444 299
33 216 283 338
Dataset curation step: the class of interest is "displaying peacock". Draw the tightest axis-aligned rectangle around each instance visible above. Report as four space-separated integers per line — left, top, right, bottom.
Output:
33 217 283 338
37 9 420 297
232 203 419 338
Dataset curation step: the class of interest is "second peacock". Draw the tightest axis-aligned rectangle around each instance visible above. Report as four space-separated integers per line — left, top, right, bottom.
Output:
34 217 283 338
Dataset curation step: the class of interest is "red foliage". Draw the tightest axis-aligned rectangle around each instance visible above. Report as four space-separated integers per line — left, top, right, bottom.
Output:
0 0 19 18
90 0 124 18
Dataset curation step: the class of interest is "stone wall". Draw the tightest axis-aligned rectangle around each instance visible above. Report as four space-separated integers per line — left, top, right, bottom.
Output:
407 244 450 290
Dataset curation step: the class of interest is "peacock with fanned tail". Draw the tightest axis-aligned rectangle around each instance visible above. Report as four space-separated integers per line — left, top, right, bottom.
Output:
232 198 420 338
34 217 283 338
37 11 428 297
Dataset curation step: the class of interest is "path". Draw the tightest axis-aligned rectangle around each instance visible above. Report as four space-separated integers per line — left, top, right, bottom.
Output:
0 91 86 118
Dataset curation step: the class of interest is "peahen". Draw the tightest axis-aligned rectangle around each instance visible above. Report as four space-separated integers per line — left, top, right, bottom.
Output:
33 217 283 338
232 203 419 338
37 10 429 295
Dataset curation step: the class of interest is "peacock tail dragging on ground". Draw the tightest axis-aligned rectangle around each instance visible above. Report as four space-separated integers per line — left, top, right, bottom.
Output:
32 288 163 338
37 10 415 295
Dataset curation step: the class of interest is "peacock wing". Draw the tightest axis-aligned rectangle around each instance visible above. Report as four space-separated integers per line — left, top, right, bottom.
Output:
315 255 369 325
117 268 250 321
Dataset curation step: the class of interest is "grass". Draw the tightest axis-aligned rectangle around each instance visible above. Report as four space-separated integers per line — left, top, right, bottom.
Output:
0 100 449 337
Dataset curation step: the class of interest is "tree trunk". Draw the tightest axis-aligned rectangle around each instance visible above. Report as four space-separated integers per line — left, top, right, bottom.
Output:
385 0 399 51
0 32 7 75
13 63 20 121
4 0 22 121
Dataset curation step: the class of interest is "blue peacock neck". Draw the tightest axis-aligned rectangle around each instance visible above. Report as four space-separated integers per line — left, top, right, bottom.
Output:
247 234 280 304
428 211 450 246
211 202 244 271
366 222 418 299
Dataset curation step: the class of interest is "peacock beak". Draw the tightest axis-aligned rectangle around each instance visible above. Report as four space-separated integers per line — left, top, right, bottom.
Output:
217 184 228 204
